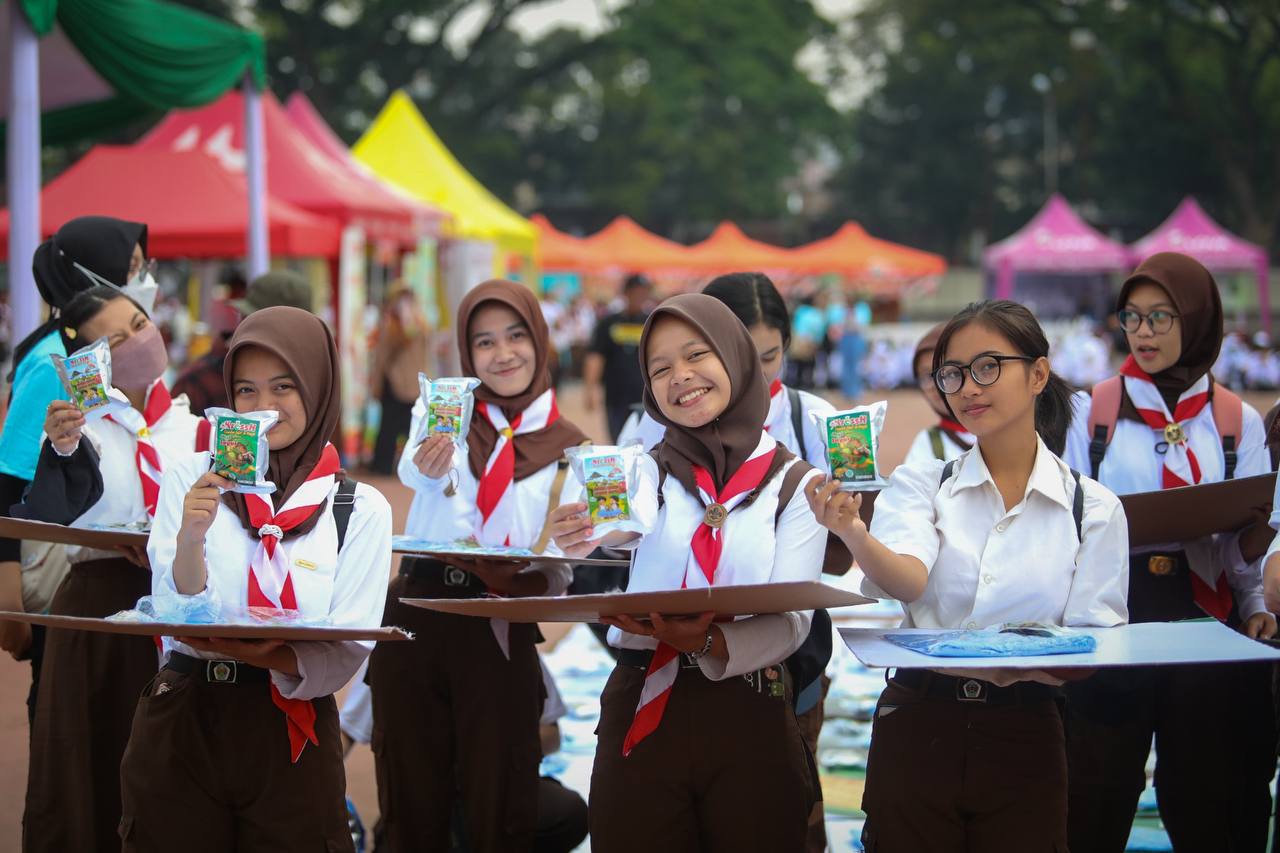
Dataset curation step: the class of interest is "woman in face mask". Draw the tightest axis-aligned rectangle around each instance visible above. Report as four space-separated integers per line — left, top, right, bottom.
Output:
0 217 148 668
13 284 205 853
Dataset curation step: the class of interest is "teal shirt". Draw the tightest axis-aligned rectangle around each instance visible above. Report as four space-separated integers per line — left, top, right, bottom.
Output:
0 332 68 480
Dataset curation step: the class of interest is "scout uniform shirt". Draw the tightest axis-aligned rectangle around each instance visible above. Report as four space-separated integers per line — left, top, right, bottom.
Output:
147 452 392 701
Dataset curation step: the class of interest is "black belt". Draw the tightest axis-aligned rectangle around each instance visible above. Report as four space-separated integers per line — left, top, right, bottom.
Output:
890 669 1057 706
165 651 271 685
618 647 704 671
617 648 790 699
399 557 488 599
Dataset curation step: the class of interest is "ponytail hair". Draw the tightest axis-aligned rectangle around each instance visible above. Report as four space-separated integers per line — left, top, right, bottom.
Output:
932 300 1074 455
701 272 792 350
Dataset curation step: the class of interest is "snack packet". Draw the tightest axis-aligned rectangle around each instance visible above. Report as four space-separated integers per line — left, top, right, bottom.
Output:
565 444 656 537
50 336 129 420
416 374 481 445
813 401 889 490
205 408 279 494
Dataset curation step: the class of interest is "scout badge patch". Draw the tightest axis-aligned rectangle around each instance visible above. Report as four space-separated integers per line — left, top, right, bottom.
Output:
566 443 656 537
416 374 481 445
205 408 279 494
50 336 130 420
814 400 889 490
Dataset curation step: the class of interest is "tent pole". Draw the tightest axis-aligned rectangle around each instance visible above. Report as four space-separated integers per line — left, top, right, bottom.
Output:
8 3 42 343
243 73 269 278
1258 258 1272 337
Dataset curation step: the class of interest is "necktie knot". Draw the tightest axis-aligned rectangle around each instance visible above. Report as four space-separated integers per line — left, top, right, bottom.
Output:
500 426 514 439
258 523 284 542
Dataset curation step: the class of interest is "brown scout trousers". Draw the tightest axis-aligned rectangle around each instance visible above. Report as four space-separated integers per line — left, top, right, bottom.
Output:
117 659 353 852
368 565 544 853
23 558 156 853
859 675 1068 853
588 660 816 853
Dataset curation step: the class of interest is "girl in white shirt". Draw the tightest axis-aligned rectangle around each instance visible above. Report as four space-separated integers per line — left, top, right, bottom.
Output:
550 293 827 851
367 279 589 853
902 322 976 466
118 306 391 853
1062 252 1276 853
808 299 1129 852
18 285 202 853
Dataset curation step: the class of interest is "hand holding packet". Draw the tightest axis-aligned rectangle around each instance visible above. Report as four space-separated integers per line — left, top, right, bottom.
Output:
50 336 130 421
205 408 279 495
416 374 481 445
565 444 657 537
813 400 889 491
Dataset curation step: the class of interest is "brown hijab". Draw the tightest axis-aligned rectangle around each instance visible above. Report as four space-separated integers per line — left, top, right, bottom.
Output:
1118 252 1224 416
641 293 791 496
457 279 587 480
221 306 343 538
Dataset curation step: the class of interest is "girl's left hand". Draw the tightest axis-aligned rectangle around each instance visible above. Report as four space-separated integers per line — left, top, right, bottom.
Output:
603 611 716 654
1242 612 1278 640
175 637 299 675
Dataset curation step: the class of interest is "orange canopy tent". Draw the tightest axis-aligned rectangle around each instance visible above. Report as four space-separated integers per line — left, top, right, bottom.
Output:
793 222 947 280
582 215 694 272
531 214 609 271
683 221 797 273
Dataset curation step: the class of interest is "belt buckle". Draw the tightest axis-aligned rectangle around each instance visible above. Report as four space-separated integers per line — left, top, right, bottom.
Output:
1148 555 1176 576
956 678 987 703
443 566 470 587
207 660 237 684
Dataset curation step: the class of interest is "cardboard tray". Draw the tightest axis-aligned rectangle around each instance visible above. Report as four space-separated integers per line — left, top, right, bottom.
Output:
0 517 149 549
839 621 1280 670
402 580 873 623
1118 472 1275 547
0 611 412 642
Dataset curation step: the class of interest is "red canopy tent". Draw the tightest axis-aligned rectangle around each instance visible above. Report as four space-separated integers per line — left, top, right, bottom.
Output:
582 215 694 272
0 145 338 258
792 222 947 280
137 90 421 246
683 221 797 273
283 92 449 238
531 214 608 271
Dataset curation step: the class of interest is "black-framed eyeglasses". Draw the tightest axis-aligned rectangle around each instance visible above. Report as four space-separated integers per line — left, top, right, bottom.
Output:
1117 308 1178 334
933 354 1035 394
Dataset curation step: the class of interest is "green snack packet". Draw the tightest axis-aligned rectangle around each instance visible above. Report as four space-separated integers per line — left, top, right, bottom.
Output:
416 374 481 445
565 444 656 537
205 408 279 494
814 401 889 491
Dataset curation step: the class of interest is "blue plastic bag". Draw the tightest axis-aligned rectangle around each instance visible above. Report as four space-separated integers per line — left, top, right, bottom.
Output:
885 624 1097 658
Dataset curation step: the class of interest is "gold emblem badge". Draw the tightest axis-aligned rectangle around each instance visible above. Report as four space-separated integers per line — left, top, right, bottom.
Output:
1148 555 1176 576
1163 422 1186 445
212 662 232 682
137 427 150 438
703 503 728 528
500 427 514 439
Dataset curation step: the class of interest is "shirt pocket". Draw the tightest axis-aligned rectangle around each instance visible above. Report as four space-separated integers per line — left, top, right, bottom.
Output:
284 546 338 611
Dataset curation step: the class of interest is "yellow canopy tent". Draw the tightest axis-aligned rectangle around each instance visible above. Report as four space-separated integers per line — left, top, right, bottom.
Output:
352 90 537 278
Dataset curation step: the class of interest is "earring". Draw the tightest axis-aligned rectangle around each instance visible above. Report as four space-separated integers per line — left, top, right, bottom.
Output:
64 328 77 340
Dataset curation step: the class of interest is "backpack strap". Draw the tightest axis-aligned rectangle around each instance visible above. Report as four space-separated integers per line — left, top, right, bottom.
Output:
332 477 358 553
1086 376 1123 479
787 386 807 462
928 426 946 461
774 459 814 525
195 417 212 453
532 440 592 555
1210 384 1243 481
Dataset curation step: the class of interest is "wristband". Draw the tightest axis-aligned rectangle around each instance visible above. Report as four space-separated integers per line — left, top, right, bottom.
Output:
686 629 714 661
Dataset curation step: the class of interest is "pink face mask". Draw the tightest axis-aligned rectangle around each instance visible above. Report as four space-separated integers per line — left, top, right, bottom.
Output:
110 323 169 390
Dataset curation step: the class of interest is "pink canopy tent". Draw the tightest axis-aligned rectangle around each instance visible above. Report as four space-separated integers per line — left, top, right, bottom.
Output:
984 194 1130 300
1130 196 1271 333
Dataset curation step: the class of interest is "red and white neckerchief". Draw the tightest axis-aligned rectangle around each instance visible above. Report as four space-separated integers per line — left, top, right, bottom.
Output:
105 380 172 517
473 389 561 658
1120 356 1233 619
244 443 342 762
763 379 786 436
622 443 778 757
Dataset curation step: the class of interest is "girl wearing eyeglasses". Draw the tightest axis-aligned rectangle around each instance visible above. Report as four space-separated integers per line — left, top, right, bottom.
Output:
807 299 1129 851
1062 252 1276 853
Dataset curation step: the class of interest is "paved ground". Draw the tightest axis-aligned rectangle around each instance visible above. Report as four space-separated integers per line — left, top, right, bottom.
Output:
0 381 1275 849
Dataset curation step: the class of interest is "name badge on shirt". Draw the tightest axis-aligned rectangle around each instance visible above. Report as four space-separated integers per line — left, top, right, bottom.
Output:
294 558 318 571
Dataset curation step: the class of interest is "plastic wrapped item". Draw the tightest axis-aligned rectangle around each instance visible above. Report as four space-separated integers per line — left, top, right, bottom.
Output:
108 592 222 625
565 444 656 537
415 375 481 445
885 624 1098 658
205 408 279 495
50 336 130 421
392 535 538 559
813 401 889 491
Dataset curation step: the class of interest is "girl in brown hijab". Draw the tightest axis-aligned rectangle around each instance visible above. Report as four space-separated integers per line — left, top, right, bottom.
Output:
117 307 393 853
550 293 825 852
1063 252 1277 853
368 279 588 853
